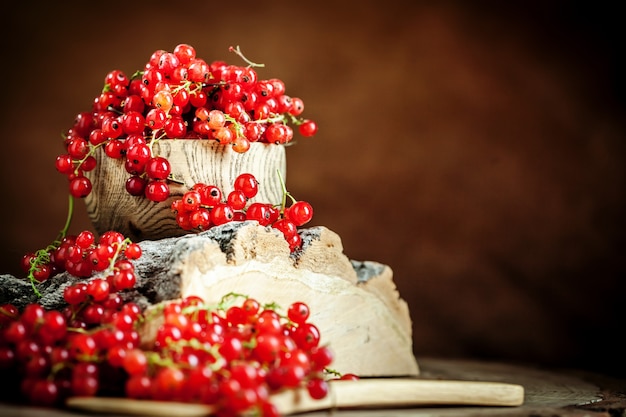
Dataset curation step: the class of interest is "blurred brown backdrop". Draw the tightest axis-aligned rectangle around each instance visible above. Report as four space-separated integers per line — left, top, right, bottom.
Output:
1 1 624 377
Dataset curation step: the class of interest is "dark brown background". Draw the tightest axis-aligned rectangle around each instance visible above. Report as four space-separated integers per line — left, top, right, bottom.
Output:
1 1 624 377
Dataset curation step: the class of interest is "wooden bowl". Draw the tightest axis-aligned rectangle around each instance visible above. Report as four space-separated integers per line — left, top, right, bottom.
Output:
84 140 286 242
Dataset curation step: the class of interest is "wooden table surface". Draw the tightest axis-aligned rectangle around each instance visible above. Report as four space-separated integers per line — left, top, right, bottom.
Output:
1 357 624 417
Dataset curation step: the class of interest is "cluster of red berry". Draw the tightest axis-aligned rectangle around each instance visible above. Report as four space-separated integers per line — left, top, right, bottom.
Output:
3 44 340 414
20 230 141 294
0 283 340 415
54 43 318 202
172 172 313 251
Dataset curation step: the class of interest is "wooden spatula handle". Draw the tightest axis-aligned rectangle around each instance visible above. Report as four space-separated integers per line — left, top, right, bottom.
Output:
67 378 524 416
272 378 525 414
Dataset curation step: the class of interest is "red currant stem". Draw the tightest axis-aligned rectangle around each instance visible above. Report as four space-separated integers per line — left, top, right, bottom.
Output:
74 141 104 176
325 367 343 377
276 169 297 215
145 349 178 368
228 45 265 69
151 130 168 144
25 195 75 296
171 80 201 96
189 82 203 94
255 114 288 126
222 114 245 138
106 238 130 271
217 292 250 310
50 361 71 378
285 113 308 126
167 174 185 184
130 70 143 81
147 136 157 156
57 194 75 243
106 105 124 116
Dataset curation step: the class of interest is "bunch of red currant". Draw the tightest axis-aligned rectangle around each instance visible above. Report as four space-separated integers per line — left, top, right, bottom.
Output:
21 230 142 296
54 43 318 203
172 172 313 251
1 283 341 415
3 44 339 414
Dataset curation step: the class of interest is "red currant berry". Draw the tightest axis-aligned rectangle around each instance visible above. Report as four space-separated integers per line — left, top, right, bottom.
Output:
227 190 247 211
145 157 171 180
233 173 258 199
125 175 148 196
298 119 318 137
196 184 222 207
286 200 314 226
124 243 142 260
69 176 92 198
287 301 310 324
145 180 170 202
245 203 273 226
55 154 74 175
210 203 235 226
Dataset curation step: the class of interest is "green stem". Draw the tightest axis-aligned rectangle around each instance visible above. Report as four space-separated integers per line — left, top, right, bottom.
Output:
58 194 74 241
27 194 75 297
276 169 296 214
228 45 265 68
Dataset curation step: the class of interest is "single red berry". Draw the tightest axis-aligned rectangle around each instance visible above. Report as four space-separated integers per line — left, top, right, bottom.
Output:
66 137 89 159
75 231 95 249
145 108 167 130
180 190 201 212
86 278 110 302
64 283 88 305
264 123 293 144
88 129 107 146
69 176 92 198
210 203 235 226
101 116 123 139
287 301 310 324
196 184 222 207
124 243 142 260
233 173 258 199
309 345 334 371
145 180 170 202
227 190 247 210
286 200 314 226
298 120 318 137
126 143 151 166
55 154 74 174
145 157 171 180
164 115 187 138
306 377 329 400
121 110 146 135
272 218 298 240
125 175 148 196
72 111 96 138
232 136 251 153
289 97 304 116
245 202 273 226
104 139 125 159
189 208 211 230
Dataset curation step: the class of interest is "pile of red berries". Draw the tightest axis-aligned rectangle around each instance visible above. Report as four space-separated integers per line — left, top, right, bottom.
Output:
3 44 338 415
21 230 142 296
0 284 338 415
172 172 313 251
54 43 318 203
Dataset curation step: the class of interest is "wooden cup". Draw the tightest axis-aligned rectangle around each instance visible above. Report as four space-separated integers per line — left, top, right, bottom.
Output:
84 140 286 242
